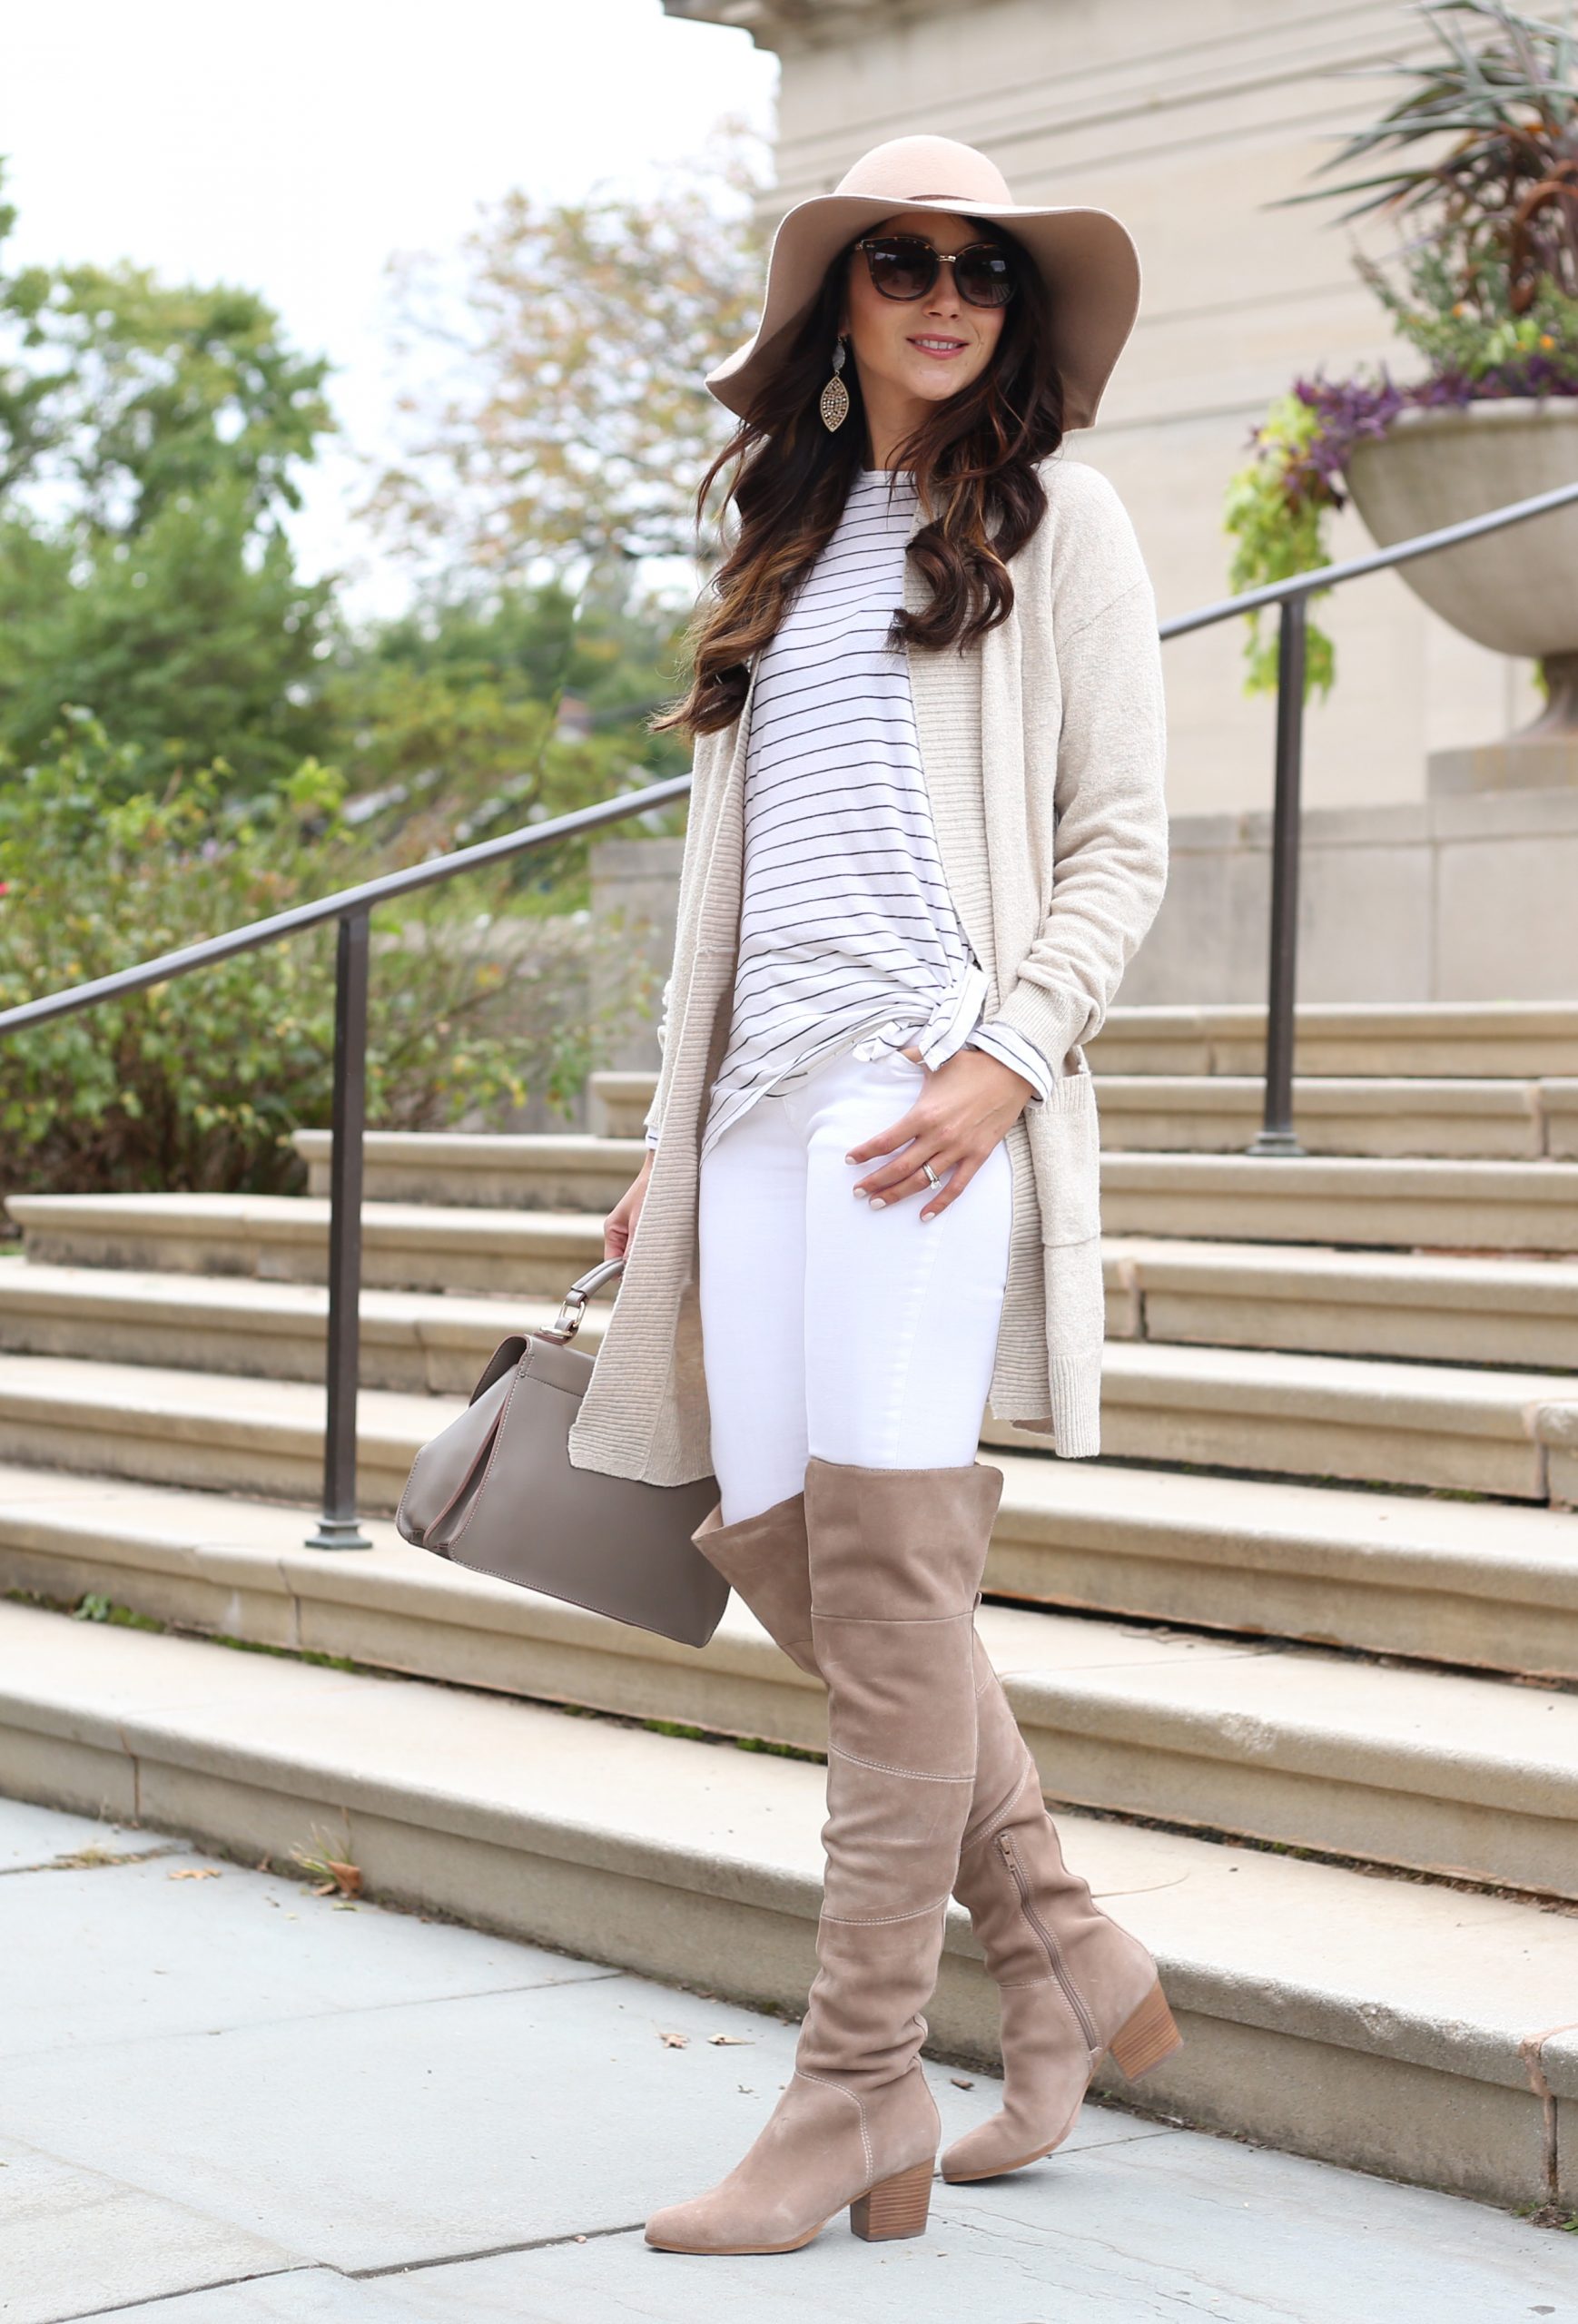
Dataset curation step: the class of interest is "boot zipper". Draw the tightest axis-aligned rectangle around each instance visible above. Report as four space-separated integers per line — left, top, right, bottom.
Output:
997 1832 1100 2053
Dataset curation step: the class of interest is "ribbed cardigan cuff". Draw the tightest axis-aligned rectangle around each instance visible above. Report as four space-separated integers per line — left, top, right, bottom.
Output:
1008 1348 1103 1459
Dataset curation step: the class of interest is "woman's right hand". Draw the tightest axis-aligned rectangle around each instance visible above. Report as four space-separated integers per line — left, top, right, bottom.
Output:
604 1147 656 1261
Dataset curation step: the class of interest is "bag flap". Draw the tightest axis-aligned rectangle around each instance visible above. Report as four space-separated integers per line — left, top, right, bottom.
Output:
395 1363 518 1547
470 1335 529 1405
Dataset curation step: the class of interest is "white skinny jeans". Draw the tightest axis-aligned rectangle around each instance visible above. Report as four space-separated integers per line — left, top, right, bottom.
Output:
697 1042 1014 1525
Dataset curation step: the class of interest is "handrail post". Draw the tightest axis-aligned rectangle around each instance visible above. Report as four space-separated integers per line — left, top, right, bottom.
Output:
1248 593 1308 1157
306 910 372 1551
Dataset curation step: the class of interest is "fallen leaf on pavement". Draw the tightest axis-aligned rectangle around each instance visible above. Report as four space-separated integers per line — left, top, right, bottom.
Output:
657 2029 690 2049
309 1863 362 1898
168 1867 222 1882
290 1832 362 1896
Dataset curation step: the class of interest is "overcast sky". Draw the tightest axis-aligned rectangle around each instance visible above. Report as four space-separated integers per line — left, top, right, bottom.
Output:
0 0 777 613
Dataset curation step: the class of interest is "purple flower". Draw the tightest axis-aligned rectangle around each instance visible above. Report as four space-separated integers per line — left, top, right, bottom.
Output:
1257 355 1578 521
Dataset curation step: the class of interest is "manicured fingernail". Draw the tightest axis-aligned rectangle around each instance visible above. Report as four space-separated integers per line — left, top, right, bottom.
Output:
870 1197 885 1209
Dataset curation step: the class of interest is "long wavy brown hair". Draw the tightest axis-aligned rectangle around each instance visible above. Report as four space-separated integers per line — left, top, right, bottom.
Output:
650 221 1066 742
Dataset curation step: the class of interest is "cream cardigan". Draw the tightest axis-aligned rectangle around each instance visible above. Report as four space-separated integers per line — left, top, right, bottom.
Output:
567 452 1169 1487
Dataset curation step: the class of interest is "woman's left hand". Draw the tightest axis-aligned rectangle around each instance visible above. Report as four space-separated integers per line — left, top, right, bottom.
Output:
845 1042 1034 1221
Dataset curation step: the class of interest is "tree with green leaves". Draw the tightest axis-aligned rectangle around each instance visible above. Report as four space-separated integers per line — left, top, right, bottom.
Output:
337 126 768 874
0 163 339 793
362 117 770 596
326 576 696 904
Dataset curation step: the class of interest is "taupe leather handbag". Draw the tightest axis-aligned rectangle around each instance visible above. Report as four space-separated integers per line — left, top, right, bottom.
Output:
394 1256 729 1649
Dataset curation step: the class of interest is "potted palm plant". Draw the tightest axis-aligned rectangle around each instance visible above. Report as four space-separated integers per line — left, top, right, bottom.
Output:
1225 0 1578 789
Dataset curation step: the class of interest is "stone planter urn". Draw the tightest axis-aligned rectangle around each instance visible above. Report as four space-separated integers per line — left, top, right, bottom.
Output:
1343 398 1578 796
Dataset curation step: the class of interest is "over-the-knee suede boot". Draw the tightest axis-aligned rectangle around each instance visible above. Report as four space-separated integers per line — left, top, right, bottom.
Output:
940 1665 1180 2181
682 1472 1180 2188
644 1455 999 2255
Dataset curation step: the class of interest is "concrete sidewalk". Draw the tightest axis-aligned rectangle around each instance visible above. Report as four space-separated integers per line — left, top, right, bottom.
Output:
3 1797 1574 2324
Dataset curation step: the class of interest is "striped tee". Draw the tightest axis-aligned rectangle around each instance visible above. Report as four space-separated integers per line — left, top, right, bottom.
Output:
646 465 1053 1157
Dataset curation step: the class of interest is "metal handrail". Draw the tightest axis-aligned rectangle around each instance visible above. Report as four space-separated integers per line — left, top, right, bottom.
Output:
0 773 695 1552
1159 476 1578 636
1158 474 1578 1157
0 773 697 1039
3 474 1575 1545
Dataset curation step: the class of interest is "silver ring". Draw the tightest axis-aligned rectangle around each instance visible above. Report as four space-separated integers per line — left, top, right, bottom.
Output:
921 1161 941 1188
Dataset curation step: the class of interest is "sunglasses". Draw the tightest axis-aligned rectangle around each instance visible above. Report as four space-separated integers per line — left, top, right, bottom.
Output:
853 233 1018 310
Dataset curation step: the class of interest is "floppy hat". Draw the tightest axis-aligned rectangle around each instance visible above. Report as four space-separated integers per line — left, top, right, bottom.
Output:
705 132 1142 433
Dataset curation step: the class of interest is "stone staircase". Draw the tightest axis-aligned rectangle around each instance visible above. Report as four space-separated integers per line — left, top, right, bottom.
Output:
3 998 1578 2214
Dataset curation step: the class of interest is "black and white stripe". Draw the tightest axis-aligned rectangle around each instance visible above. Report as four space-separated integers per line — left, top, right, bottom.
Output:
647 466 1052 1154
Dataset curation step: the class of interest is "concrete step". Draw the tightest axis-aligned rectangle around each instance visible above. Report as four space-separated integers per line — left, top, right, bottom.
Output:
1083 1000 1578 1081
587 1005 1578 1144
0 1334 1572 1510
5 1470 1578 1903
0 1354 448 1510
0 1258 543 1395
2 1441 1576 1686
7 1194 596 1296
589 1076 1578 1160
3 1599 1574 2211
1115 1241 1578 1372
295 1128 645 1211
1086 1076 1578 1159
301 1079 1578 1192
16 1155 1578 1279
1087 1340 1577 1503
6 1241 1577 1384
1100 1153 1578 1253
981 1460 1578 1682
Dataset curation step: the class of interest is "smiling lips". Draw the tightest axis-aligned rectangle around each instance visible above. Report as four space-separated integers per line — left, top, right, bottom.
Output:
909 335 967 359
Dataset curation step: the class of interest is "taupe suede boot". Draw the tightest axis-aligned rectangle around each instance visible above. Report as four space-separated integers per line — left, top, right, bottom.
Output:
683 1472 1181 2188
645 1455 999 2255
939 1679 1179 2183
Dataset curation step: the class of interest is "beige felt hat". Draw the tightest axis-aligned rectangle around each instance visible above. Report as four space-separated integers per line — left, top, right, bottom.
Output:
705 132 1142 433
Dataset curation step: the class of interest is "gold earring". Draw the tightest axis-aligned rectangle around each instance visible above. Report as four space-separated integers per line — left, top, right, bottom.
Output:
819 337 850 432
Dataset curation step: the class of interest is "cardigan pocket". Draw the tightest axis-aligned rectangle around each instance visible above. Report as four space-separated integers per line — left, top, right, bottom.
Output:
1025 1065 1102 1250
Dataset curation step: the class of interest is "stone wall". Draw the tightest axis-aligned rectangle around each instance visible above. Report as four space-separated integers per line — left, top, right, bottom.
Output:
1129 786 1578 1008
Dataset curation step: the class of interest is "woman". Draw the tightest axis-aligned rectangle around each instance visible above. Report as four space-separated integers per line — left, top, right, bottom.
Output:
580 133 1177 2257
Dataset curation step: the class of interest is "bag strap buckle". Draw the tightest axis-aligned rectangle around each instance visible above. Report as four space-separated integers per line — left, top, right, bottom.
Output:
540 1253 626 1343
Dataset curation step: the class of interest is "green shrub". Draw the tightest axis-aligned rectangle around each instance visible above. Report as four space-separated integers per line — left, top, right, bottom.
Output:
0 715 653 1200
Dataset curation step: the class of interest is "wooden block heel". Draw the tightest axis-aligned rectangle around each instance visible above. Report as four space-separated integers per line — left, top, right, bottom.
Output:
849 2156 934 2242
1107 1979 1182 2081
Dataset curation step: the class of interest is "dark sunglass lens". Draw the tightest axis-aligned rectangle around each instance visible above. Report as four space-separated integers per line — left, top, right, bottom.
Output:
866 238 934 299
957 246 1014 307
